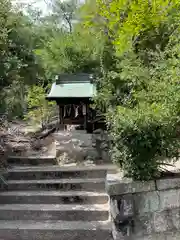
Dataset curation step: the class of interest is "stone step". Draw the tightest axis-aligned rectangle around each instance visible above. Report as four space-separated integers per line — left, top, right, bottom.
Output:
0 191 109 204
0 220 112 240
0 204 109 221
6 178 105 192
7 166 108 180
7 156 56 166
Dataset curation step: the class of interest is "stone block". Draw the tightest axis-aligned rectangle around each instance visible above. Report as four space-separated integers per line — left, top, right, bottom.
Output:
134 191 160 215
133 215 153 237
152 210 173 233
156 178 180 191
134 233 167 240
112 220 132 240
101 151 110 162
166 231 180 240
84 148 99 160
110 194 134 223
133 210 175 237
106 173 155 195
160 189 180 211
54 131 93 149
171 208 180 230
108 175 180 240
54 129 103 163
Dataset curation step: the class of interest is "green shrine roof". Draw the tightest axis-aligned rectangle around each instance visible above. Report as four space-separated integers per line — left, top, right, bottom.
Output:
47 73 96 99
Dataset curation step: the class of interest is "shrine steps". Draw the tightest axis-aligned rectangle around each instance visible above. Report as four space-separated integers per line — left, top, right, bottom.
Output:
0 162 114 240
7 156 57 166
0 220 111 240
0 203 109 221
0 191 108 204
7 165 109 179
5 178 106 191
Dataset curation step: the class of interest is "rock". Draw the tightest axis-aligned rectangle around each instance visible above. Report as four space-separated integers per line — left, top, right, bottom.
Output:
112 220 132 240
110 195 134 223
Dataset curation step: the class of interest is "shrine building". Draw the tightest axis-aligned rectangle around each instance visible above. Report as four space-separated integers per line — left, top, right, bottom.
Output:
46 73 105 132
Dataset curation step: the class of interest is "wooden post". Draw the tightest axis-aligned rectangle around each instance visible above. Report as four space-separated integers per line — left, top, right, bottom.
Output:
84 103 87 130
59 104 64 130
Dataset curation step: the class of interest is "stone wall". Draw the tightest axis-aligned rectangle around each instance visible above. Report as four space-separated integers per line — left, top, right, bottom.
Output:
54 128 110 165
54 129 96 165
106 172 180 240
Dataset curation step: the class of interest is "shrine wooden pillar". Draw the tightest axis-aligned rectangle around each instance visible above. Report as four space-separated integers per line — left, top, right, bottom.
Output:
84 103 87 130
59 104 64 130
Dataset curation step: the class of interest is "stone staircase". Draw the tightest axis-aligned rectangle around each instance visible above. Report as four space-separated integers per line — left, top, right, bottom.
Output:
0 157 113 240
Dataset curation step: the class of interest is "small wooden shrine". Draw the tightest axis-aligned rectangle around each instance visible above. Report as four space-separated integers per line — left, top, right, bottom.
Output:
46 73 105 132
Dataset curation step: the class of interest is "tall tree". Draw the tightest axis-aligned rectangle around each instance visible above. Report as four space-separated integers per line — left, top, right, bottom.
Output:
0 0 45 117
34 0 103 77
44 0 79 32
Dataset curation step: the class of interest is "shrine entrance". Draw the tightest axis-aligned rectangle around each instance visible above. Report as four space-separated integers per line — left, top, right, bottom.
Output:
46 73 105 132
57 99 92 131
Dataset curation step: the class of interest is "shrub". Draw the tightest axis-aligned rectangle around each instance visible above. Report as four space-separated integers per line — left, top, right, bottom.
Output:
25 85 56 129
108 102 180 180
104 48 180 180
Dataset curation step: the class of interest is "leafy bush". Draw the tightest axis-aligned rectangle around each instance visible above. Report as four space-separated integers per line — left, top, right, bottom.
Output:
25 85 56 129
108 102 180 180
104 45 180 180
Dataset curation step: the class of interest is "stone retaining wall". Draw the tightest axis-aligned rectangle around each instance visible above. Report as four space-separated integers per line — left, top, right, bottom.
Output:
54 128 110 164
106 172 180 240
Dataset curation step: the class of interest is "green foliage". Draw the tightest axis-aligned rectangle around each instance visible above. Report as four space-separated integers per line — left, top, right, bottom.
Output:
109 102 180 180
2 81 27 118
86 0 180 180
105 49 180 180
0 0 101 120
25 86 55 129
96 0 180 55
33 0 105 78
0 0 45 118
50 0 78 32
36 29 102 75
